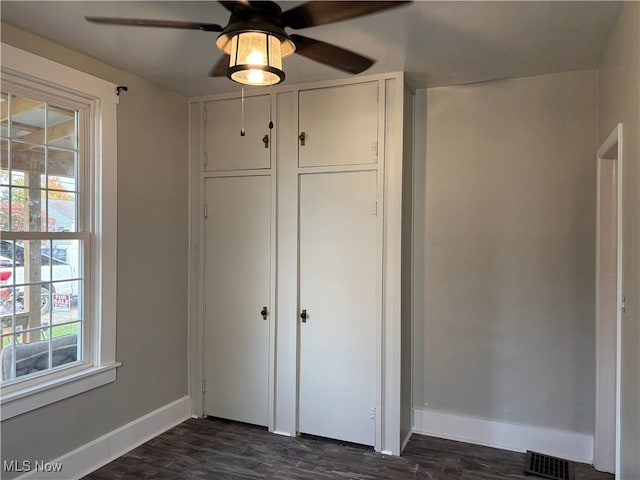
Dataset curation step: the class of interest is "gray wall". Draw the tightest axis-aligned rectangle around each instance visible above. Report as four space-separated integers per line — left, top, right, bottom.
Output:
598 2 640 478
0 23 188 475
414 70 598 433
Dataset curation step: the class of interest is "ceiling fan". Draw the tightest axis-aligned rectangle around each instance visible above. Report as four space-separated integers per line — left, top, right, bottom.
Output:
86 1 410 86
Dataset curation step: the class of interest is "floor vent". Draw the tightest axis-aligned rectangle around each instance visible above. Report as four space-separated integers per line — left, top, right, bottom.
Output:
524 451 574 480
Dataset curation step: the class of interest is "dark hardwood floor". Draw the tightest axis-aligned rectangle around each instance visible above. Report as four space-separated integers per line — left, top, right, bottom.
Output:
84 418 613 480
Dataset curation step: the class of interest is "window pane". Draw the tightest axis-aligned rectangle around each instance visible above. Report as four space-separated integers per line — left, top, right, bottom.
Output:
51 322 78 338
14 327 50 379
50 266 78 285
1 334 14 352
50 239 80 277
11 142 45 188
0 186 8 231
51 322 80 368
12 239 45 283
0 92 8 137
1 239 22 266
0 139 8 185
51 280 81 325
47 106 77 149
0 239 18 266
0 283 14 318
42 239 80 268
48 148 77 191
8 187 47 232
48 192 76 233
0 335 15 381
10 95 45 141
17 282 52 327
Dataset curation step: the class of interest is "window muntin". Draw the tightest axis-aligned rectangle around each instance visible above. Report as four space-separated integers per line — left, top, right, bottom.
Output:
0 90 86 386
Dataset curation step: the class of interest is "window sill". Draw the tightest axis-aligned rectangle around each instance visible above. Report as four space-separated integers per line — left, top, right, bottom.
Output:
0 362 121 421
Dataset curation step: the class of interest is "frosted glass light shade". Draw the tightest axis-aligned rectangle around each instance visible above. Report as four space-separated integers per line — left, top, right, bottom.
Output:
228 31 285 86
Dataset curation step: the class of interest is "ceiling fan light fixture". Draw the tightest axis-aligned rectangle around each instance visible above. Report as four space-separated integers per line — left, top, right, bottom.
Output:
223 30 295 86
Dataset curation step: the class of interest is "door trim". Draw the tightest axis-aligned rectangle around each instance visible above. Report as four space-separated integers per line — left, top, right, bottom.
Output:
594 123 623 475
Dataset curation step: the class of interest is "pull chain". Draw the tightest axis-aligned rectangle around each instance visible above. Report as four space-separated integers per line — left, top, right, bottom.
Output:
268 86 274 130
240 87 246 137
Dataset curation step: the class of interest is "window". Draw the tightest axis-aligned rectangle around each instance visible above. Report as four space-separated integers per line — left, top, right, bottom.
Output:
0 43 118 419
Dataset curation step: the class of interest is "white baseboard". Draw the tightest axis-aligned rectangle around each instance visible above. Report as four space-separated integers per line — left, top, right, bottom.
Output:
16 396 192 480
413 408 593 464
272 430 295 437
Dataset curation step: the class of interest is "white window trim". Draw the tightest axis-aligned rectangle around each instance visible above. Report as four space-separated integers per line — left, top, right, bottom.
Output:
0 43 120 420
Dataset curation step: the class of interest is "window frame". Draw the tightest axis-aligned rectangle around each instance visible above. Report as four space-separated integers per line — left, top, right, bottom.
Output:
0 43 119 420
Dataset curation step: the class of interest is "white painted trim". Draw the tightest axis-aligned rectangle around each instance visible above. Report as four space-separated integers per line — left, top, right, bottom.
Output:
594 123 623 476
187 102 204 418
273 430 295 437
14 396 191 480
1 364 119 421
374 78 386 454
381 74 406 455
1 43 118 101
267 91 278 433
413 408 593 464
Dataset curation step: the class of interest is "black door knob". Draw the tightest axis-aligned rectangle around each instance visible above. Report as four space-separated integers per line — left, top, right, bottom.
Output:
260 306 267 320
300 309 307 323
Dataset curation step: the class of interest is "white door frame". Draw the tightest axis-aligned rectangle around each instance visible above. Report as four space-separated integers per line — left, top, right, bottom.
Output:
594 123 623 475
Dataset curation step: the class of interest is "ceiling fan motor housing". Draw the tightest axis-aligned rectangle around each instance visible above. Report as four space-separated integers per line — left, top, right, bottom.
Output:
215 7 296 58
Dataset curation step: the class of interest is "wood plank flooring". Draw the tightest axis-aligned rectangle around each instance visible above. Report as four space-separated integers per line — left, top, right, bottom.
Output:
84 418 613 480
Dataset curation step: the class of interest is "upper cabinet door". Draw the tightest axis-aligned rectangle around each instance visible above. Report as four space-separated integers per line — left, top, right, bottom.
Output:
204 95 271 171
298 82 379 168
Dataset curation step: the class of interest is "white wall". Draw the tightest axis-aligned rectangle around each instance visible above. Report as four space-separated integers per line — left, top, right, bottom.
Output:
598 3 640 478
0 23 188 477
414 70 598 434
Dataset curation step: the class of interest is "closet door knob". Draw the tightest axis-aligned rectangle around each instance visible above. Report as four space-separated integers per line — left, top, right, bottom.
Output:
300 309 307 323
299 131 306 146
260 306 268 320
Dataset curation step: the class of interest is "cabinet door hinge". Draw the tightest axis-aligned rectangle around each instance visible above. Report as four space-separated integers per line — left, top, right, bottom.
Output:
203 106 208 123
204 204 209 219
202 380 207 394
371 201 378 217
203 152 208 166
621 295 626 314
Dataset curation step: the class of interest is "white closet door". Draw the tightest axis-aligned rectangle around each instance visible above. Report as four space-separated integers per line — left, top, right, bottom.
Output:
203 176 271 426
204 95 271 171
298 82 379 168
298 170 378 446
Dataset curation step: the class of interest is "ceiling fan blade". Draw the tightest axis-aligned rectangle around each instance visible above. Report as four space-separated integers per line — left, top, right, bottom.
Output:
208 55 231 77
282 1 410 30
85 17 223 32
291 34 374 74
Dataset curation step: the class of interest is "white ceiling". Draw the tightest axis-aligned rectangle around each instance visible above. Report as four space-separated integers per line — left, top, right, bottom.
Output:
1 1 622 97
